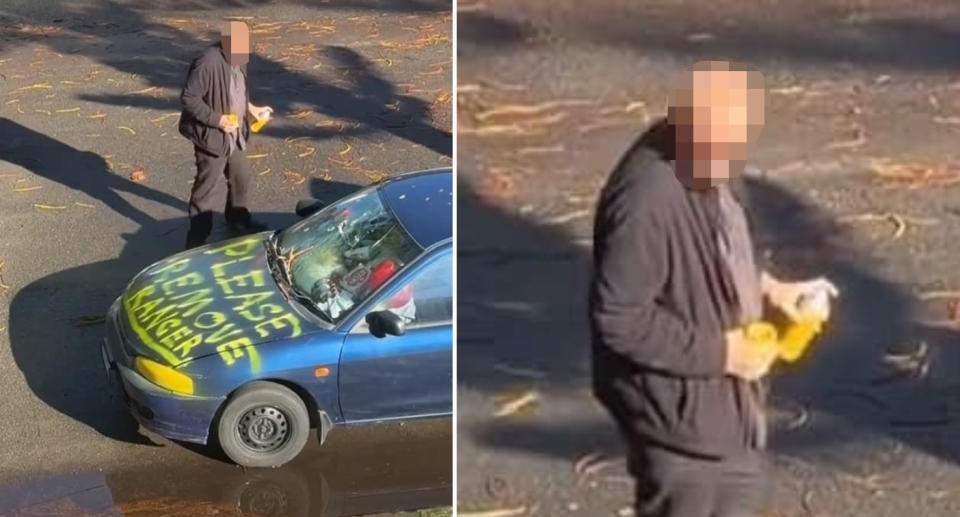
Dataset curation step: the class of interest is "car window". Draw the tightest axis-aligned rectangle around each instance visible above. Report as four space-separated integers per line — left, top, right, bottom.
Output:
355 251 452 332
276 188 423 324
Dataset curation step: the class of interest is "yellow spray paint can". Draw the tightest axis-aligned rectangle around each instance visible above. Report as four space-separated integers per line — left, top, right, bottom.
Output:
249 109 271 133
250 116 268 133
745 321 779 351
778 289 829 363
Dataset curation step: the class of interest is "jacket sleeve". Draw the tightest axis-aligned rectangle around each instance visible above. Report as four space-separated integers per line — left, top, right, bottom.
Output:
591 175 727 378
180 59 220 128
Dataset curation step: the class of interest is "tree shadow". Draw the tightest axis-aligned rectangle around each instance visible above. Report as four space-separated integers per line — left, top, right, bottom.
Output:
7 174 362 446
459 171 960 471
457 6 960 75
456 11 536 52
0 117 187 227
6 0 450 156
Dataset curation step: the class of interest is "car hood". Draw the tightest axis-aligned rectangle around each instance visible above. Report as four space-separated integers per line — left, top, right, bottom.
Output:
119 233 320 371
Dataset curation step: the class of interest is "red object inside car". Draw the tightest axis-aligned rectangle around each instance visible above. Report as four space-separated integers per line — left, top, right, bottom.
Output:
368 260 398 291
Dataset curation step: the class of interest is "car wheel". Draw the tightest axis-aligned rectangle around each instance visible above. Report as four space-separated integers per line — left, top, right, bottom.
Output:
217 381 310 468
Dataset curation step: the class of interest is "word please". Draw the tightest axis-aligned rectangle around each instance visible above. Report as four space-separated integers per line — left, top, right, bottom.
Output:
124 238 301 372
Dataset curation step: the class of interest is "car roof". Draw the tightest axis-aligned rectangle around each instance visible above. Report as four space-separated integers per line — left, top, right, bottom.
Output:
379 168 452 249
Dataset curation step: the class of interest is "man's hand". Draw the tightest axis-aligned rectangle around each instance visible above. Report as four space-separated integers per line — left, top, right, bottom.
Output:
248 104 273 122
762 273 839 322
218 114 240 133
725 328 778 381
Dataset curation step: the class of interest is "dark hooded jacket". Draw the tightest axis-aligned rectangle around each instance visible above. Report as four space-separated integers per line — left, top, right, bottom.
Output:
589 119 765 458
178 43 250 157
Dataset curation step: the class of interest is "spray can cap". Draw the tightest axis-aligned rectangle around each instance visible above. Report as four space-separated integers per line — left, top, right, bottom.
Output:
798 287 830 321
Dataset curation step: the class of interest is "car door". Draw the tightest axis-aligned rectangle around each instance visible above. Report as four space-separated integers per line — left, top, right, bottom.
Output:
338 248 452 423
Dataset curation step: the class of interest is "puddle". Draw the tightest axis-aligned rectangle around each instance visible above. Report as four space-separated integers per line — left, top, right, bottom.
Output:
0 419 451 517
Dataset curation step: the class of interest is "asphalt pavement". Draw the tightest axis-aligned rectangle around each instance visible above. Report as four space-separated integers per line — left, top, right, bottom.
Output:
458 0 960 515
0 0 451 515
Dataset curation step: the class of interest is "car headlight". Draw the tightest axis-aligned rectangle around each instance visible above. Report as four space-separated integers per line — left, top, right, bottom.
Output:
134 356 195 395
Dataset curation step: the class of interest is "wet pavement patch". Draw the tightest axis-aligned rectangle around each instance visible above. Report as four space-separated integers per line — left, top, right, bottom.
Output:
0 420 451 517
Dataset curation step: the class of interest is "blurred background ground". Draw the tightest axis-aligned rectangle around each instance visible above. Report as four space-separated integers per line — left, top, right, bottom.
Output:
457 0 960 515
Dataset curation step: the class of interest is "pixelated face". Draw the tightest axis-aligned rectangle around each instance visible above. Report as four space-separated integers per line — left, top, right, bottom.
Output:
668 62 765 190
221 21 250 66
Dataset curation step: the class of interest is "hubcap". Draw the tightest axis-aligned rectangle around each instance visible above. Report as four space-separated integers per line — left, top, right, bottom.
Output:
237 406 289 453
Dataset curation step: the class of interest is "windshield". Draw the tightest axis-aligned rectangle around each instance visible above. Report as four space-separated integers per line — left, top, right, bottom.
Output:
274 187 423 324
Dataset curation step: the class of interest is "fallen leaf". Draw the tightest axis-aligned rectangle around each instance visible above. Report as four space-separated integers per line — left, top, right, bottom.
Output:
284 170 306 185
129 169 147 182
919 290 960 301
838 212 937 239
459 123 527 136
459 507 527 517
124 86 160 95
87 112 107 120
868 158 960 189
493 390 539 418
12 82 52 93
771 86 806 95
516 145 564 156
687 32 715 42
573 450 606 475
150 113 178 123
475 99 593 121
543 209 590 225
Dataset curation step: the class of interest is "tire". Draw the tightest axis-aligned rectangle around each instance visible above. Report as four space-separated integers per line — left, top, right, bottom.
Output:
217 381 310 468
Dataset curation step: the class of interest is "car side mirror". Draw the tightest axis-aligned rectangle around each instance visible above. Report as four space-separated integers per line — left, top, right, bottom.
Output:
365 310 406 338
295 199 326 218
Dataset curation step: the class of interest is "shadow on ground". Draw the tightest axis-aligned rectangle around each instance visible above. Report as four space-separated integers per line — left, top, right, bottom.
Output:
0 118 187 226
0 0 451 155
458 5 960 74
459 170 960 469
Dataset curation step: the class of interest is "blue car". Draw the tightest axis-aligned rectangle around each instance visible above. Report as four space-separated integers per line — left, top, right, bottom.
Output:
101 168 452 467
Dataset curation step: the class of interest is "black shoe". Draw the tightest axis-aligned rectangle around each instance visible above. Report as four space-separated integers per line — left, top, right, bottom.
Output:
185 235 208 250
228 219 269 236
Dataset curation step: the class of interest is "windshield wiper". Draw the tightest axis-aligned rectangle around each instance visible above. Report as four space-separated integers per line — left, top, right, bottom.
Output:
266 233 333 324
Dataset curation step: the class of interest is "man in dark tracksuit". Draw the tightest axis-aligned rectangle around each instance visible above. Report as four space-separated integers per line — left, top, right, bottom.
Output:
179 21 272 249
590 62 837 516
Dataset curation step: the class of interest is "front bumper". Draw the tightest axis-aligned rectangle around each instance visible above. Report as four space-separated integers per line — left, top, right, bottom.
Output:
102 299 224 444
